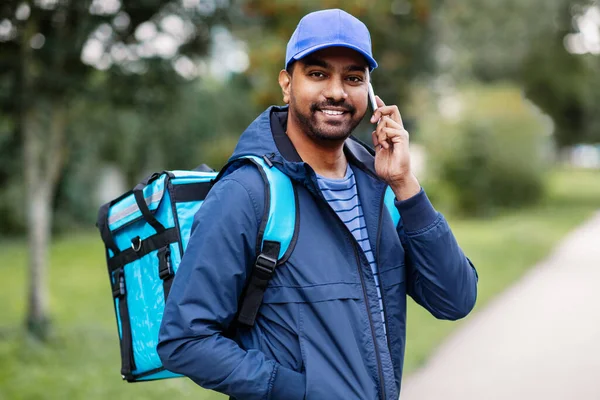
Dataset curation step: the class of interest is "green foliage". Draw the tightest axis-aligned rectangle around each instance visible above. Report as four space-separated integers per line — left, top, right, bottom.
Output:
436 0 600 147
0 1 251 235
520 2 600 147
418 84 552 216
50 76 258 232
435 0 563 82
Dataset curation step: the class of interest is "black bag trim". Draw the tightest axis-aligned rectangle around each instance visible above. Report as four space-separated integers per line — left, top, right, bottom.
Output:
157 246 174 300
236 241 280 326
193 164 215 173
125 366 169 382
171 182 212 203
165 179 185 258
111 267 136 378
98 203 120 256
108 228 179 272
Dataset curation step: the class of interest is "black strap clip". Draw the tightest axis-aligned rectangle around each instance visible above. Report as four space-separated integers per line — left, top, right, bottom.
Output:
112 268 126 298
254 253 277 279
158 247 173 280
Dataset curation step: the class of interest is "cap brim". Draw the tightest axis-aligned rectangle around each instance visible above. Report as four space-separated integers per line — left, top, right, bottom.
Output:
289 42 378 71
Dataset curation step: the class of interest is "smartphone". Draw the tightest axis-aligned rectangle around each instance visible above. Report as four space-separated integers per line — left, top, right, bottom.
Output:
368 82 378 113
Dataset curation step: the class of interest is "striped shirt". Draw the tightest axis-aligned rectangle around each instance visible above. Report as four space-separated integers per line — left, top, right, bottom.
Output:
316 166 387 336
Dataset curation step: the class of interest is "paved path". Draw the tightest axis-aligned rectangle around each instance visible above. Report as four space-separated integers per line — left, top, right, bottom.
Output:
401 211 600 400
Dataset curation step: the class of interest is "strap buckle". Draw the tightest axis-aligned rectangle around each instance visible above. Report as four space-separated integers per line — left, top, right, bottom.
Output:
254 253 277 278
112 268 126 298
158 248 173 280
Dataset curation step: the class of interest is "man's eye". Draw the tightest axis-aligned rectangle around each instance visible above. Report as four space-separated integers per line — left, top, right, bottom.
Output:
347 76 363 83
310 72 326 78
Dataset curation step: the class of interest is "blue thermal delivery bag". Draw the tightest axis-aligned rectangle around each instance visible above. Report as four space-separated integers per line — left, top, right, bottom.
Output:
96 157 298 382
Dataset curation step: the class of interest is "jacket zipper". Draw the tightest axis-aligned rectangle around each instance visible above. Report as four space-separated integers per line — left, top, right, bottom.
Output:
308 172 387 400
351 240 387 400
375 188 393 355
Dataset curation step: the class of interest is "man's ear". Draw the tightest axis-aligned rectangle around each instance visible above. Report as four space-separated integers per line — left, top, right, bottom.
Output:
278 69 291 104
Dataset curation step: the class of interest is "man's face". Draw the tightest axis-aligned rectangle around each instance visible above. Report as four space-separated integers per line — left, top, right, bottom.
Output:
280 47 370 143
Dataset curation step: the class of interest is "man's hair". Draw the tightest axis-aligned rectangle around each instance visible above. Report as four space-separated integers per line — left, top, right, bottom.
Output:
286 61 296 76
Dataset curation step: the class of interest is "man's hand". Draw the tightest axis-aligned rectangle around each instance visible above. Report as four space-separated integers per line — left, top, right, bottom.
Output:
370 96 421 201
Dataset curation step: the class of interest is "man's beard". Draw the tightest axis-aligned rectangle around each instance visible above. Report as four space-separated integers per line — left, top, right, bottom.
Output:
289 92 365 142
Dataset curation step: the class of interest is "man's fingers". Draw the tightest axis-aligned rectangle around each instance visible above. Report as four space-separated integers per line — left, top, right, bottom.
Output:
376 117 395 149
382 127 409 143
370 96 404 127
374 117 409 150
371 130 380 148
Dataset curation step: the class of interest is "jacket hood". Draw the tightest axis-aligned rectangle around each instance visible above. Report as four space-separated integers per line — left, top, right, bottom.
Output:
229 105 379 183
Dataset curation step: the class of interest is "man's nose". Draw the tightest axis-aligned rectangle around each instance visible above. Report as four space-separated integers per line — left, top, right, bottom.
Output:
322 77 348 102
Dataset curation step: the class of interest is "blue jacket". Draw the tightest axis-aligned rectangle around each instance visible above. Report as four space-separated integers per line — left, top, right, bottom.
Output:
158 106 478 400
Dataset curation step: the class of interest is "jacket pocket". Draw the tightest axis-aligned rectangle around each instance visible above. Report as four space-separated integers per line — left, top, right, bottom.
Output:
264 283 377 400
262 282 362 304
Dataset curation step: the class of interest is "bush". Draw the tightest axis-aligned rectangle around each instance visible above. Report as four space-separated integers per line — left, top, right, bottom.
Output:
417 84 552 216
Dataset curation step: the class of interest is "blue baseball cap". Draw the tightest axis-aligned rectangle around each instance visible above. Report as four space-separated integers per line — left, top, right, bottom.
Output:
285 9 378 71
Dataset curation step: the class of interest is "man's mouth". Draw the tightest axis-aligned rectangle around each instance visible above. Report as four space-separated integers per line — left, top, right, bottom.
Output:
321 109 345 116
316 106 354 118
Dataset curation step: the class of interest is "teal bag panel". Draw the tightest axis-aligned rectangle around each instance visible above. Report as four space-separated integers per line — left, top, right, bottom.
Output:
384 186 401 227
124 241 182 376
170 172 216 251
175 200 204 252
125 249 165 375
168 241 183 276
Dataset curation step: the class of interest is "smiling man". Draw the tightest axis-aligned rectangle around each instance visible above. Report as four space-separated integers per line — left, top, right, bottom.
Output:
158 9 478 400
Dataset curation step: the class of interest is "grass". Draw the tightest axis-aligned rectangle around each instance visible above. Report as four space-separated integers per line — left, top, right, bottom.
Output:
0 168 598 399
0 234 226 400
403 168 600 372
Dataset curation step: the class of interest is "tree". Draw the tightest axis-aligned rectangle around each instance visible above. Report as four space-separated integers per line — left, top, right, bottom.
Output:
433 0 600 147
0 0 231 339
521 1 600 147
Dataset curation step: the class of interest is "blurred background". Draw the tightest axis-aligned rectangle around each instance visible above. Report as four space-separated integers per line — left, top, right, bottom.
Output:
1 0 599 399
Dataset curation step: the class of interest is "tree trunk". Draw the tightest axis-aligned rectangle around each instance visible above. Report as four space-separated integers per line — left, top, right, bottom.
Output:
20 9 69 341
25 166 52 339
23 103 67 340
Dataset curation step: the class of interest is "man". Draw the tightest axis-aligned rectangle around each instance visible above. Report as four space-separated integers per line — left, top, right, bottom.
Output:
158 8 478 400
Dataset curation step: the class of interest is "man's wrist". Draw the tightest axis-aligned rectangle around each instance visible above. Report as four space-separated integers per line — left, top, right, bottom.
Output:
390 174 421 201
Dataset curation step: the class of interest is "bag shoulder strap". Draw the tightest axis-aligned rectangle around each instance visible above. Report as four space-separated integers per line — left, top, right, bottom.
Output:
217 155 297 327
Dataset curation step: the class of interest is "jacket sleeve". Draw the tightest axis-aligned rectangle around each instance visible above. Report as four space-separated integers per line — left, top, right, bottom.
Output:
157 169 305 400
395 188 478 320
